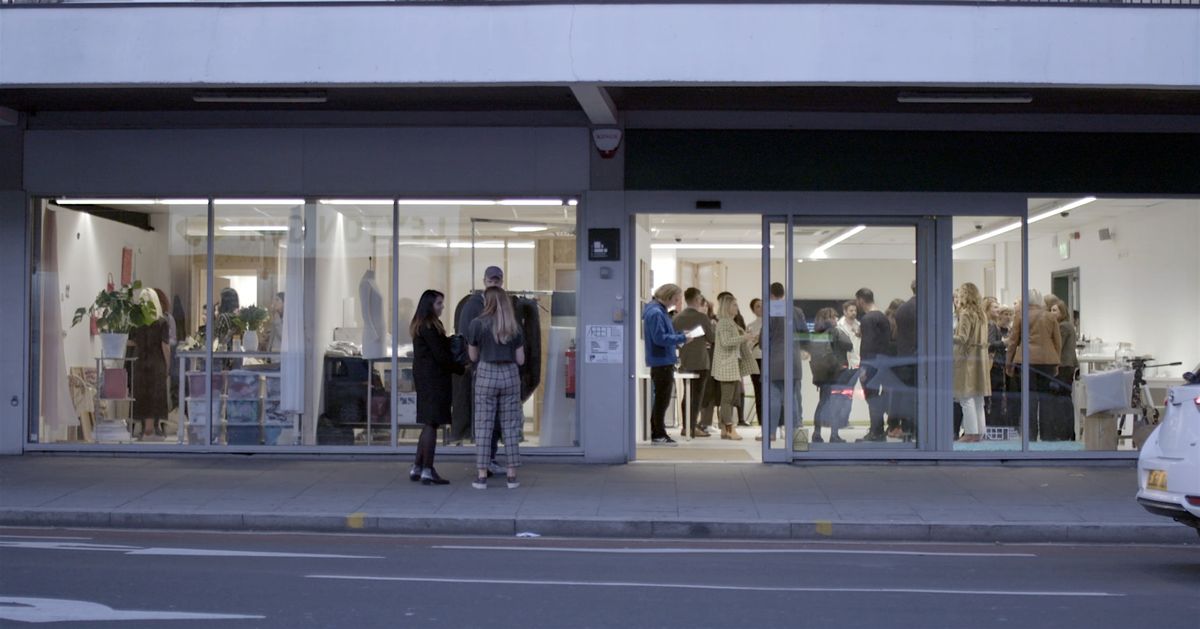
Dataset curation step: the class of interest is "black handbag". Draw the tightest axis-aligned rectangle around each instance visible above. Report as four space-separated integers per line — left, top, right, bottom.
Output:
449 334 471 366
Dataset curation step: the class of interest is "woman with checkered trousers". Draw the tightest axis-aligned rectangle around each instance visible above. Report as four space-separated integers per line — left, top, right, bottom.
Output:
467 286 526 489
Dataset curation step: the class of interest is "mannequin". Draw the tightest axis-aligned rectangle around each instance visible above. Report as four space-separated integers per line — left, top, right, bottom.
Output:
359 259 386 359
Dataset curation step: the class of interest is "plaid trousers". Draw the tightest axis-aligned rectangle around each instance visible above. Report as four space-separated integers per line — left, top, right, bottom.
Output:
473 361 522 469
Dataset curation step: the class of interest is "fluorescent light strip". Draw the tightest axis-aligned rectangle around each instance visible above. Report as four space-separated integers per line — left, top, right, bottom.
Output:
497 199 564 206
396 200 497 206
651 243 763 250
951 197 1097 251
318 199 394 206
509 225 549 233
812 225 866 257
56 198 159 205
214 199 304 206
220 225 289 232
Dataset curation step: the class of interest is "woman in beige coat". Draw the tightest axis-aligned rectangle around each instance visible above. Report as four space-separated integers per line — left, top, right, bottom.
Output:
1005 289 1063 441
954 283 992 442
711 295 758 440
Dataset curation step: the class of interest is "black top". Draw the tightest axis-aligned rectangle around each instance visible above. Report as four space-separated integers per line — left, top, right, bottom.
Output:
859 310 893 361
467 316 525 363
412 322 465 426
893 297 918 357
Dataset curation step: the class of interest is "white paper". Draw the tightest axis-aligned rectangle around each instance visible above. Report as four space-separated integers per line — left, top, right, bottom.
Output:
585 325 624 364
685 326 705 339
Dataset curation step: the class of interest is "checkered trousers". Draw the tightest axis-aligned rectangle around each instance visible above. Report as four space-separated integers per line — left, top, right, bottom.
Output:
473 361 522 469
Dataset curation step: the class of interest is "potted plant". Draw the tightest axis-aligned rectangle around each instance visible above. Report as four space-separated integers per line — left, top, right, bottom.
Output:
72 280 161 358
236 305 269 352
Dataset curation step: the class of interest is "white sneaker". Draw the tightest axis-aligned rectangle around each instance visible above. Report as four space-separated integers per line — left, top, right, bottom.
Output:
471 478 488 490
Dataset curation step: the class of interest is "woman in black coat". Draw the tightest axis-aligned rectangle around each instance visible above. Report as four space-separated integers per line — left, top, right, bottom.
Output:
409 289 465 485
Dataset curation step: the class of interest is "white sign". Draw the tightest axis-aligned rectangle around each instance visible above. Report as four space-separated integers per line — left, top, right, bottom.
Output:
585 325 624 364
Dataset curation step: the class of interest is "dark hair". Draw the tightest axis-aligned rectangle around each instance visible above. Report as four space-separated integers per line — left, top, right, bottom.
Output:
684 287 702 304
408 289 445 339
218 287 240 314
276 292 285 303
910 279 917 294
842 300 857 314
815 307 839 326
749 298 761 311
855 287 874 304
769 282 785 299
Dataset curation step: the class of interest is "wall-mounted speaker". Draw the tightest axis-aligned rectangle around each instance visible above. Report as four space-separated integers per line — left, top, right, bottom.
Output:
1098 228 1113 241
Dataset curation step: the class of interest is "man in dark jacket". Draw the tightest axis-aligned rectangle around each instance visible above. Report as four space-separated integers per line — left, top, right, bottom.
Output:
763 282 807 441
890 280 918 439
673 288 713 438
856 287 893 442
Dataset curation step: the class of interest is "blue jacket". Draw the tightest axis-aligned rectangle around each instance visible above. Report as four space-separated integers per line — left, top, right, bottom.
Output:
642 300 687 368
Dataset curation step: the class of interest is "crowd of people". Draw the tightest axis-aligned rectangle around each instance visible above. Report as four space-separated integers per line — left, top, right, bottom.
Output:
640 279 1080 446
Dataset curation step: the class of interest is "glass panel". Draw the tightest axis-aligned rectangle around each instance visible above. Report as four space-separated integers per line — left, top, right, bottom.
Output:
951 215 1025 451
762 217 789 454
1024 197 1199 452
208 199 309 446
795 222 918 450
33 198 208 445
291 200 395 447
399 201 579 449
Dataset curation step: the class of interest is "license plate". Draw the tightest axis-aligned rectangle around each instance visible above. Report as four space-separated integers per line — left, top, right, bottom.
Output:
1147 469 1168 491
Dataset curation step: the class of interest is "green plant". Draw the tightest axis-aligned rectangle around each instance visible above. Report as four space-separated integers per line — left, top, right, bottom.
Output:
72 280 160 334
237 305 269 334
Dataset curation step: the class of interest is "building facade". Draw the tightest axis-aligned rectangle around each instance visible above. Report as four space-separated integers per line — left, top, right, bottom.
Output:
1 2 1198 462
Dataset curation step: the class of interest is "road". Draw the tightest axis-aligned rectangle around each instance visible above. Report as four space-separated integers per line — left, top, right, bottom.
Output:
1 527 1197 628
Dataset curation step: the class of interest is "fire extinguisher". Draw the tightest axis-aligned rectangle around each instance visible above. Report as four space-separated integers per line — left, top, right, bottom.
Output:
565 340 576 399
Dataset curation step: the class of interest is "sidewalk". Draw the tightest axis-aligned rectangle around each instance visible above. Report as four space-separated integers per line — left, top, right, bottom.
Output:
1 455 1195 544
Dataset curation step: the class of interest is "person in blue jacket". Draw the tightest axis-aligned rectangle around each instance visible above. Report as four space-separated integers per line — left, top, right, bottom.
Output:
642 283 692 446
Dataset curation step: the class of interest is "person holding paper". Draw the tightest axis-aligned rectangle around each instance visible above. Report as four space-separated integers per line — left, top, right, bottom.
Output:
673 288 714 438
643 283 689 446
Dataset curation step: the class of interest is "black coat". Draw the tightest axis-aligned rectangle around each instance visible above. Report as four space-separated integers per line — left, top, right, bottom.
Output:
413 322 464 426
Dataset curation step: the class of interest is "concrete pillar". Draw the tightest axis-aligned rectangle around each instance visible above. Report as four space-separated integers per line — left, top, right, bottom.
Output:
0 119 28 454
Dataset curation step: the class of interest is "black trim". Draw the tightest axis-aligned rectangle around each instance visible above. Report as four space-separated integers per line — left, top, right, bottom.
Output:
1138 497 1200 529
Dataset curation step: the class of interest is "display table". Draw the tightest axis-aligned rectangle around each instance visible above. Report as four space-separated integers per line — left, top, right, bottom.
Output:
177 351 287 446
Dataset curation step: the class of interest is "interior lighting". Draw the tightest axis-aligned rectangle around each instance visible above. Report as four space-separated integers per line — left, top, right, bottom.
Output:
396 199 498 206
651 243 763 250
811 225 866 258
318 199 394 206
952 197 1096 251
214 199 304 206
56 198 160 205
498 199 565 206
509 225 549 233
568 199 579 206
219 225 289 232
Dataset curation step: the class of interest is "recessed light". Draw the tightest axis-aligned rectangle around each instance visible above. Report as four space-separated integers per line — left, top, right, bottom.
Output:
509 225 549 233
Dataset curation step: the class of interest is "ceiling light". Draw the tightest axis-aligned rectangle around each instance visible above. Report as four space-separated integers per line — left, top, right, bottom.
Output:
812 225 866 257
1028 196 1097 224
509 225 548 233
897 91 1033 104
567 199 579 206
507 242 536 249
214 199 304 206
55 198 159 205
396 199 498 206
220 225 289 232
193 90 327 104
498 199 565 206
651 243 763 250
318 199 394 206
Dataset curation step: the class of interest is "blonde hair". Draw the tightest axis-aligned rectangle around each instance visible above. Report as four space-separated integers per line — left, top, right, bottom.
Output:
982 296 1000 322
717 294 739 321
1026 289 1044 309
653 283 682 305
959 282 986 325
481 286 519 345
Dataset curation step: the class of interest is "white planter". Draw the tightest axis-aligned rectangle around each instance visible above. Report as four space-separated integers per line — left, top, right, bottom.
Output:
99 333 128 359
242 330 259 352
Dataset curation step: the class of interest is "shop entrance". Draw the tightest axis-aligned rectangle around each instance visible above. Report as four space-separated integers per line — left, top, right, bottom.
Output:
632 211 931 463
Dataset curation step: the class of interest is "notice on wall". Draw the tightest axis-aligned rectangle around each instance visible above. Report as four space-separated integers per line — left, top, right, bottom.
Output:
585 325 624 364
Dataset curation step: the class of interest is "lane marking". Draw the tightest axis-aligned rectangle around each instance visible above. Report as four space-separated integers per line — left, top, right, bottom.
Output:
431 545 1037 558
0 540 381 559
0 596 264 623
0 535 92 541
306 575 1121 598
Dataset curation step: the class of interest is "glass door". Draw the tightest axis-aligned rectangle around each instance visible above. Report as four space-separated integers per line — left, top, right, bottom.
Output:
764 215 930 460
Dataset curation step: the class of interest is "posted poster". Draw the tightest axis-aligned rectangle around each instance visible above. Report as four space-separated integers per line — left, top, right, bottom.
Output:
585 325 623 364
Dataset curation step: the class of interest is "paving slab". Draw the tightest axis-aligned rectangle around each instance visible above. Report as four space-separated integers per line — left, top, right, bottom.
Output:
1 455 1196 544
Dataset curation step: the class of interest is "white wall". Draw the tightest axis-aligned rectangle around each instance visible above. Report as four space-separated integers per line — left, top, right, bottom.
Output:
1014 204 1200 376
4 6 1197 88
52 207 172 371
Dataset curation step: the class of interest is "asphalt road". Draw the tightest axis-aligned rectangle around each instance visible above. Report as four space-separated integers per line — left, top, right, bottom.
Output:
1 527 1198 628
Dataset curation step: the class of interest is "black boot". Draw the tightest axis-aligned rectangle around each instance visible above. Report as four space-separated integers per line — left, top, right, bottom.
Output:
421 467 450 486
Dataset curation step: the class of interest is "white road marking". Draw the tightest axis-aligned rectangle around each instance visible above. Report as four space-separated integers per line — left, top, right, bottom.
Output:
307 575 1122 598
432 545 1038 558
0 539 381 559
128 547 383 559
0 596 264 623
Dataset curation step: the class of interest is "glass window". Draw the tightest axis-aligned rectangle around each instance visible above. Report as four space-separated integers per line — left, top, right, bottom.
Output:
950 215 1025 451
33 198 207 445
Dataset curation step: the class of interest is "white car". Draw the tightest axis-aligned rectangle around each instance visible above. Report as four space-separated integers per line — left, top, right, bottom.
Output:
1136 365 1200 538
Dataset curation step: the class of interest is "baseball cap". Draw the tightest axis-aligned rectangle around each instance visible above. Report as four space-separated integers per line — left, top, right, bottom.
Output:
483 266 504 280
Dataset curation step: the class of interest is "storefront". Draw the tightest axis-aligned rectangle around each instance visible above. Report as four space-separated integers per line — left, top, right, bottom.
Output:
8 125 1200 462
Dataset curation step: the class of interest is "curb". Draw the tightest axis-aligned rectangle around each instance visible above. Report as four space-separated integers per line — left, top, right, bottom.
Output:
2 509 1196 544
